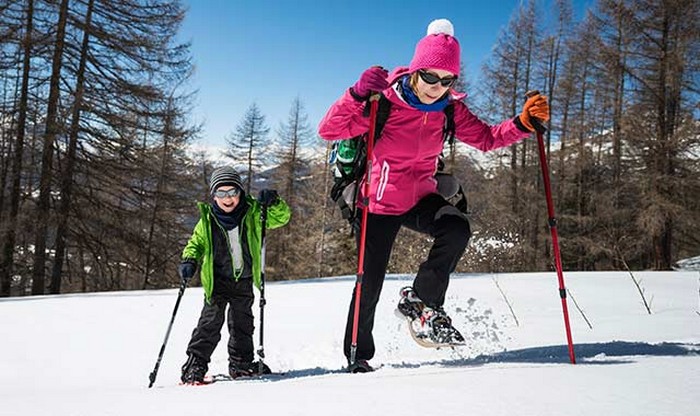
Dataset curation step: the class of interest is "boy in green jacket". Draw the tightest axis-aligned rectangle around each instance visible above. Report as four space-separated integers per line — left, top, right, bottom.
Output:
179 166 291 384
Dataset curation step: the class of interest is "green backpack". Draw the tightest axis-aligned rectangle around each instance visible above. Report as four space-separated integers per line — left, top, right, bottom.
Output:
328 94 458 223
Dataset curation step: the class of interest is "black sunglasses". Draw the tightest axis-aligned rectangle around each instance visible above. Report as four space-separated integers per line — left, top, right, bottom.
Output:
213 188 241 198
418 70 457 87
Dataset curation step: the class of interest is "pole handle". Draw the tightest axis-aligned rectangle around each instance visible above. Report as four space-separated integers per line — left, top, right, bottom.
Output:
525 90 547 134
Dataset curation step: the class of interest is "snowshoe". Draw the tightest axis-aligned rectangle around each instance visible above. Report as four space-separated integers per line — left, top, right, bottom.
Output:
396 286 466 348
181 354 208 384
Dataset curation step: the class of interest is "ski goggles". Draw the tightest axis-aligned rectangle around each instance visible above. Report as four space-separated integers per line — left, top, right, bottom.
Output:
213 188 241 198
418 70 457 88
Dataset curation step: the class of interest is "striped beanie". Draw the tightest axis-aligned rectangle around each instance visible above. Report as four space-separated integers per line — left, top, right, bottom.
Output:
209 166 243 194
409 19 461 76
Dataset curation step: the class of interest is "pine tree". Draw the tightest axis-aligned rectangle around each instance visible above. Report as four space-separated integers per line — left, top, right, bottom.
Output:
225 103 269 193
274 97 313 209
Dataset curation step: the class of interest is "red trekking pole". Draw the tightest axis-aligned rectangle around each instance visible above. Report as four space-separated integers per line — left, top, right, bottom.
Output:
349 94 380 372
527 90 576 364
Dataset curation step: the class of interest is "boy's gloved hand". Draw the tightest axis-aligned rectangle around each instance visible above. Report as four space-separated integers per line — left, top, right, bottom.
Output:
179 259 196 284
519 93 550 132
258 189 279 206
352 66 389 99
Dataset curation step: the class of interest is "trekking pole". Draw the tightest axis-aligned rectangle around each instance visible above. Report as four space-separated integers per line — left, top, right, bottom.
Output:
148 278 188 387
527 90 576 364
257 203 269 375
349 93 380 370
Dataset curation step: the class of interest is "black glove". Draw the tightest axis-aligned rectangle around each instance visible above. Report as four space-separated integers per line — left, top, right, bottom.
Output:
178 259 196 284
258 189 279 206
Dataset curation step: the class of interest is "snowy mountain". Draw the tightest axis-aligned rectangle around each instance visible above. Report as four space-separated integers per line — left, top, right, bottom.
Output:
187 141 327 171
2 270 698 415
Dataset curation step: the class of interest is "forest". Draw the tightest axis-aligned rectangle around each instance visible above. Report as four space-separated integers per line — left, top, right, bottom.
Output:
0 0 698 297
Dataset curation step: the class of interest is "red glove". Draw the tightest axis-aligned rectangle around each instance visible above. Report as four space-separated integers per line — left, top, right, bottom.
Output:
520 94 550 132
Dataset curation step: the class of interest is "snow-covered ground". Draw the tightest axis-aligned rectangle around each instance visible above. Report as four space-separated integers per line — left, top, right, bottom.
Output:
1 271 698 416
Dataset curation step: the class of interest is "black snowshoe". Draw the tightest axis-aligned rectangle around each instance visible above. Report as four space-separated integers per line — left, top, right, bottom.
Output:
396 286 465 348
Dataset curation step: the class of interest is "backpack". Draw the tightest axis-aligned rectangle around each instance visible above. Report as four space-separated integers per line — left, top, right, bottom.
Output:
328 94 463 224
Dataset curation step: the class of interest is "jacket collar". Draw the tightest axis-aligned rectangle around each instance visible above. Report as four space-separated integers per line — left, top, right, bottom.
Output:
386 66 467 102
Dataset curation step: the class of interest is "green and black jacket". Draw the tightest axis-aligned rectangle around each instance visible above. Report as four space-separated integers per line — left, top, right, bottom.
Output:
181 196 291 303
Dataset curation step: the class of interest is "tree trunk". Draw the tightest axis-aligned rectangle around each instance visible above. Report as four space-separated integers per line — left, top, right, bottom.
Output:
142 92 173 290
50 0 93 294
32 0 69 295
1 0 33 297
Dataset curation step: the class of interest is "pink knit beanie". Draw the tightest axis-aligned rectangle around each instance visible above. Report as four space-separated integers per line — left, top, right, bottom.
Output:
408 19 461 76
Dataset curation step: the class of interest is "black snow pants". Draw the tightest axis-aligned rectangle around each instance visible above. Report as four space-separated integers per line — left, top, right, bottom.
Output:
186 278 255 364
343 193 471 361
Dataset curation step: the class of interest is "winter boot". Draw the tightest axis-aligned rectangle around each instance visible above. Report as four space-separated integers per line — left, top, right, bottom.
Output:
181 354 208 384
347 359 374 373
396 286 426 320
229 359 271 379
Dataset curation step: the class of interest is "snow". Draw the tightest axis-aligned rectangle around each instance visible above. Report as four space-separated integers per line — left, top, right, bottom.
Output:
1 271 699 416
675 255 700 271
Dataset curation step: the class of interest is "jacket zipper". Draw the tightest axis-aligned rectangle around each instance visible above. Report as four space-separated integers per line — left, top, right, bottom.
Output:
414 112 429 202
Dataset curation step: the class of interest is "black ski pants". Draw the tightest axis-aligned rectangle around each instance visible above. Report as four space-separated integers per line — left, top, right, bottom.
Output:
186 278 255 364
344 193 471 361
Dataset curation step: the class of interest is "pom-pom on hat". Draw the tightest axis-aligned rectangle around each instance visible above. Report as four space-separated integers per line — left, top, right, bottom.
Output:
209 166 243 194
408 19 461 76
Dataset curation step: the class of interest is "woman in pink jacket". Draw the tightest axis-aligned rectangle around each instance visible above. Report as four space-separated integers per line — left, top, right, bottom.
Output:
318 19 549 372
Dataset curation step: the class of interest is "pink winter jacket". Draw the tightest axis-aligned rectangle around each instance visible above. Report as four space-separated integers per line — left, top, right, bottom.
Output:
318 68 531 216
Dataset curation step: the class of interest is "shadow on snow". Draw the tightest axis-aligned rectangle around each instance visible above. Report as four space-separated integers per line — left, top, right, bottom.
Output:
229 341 700 383
391 341 700 368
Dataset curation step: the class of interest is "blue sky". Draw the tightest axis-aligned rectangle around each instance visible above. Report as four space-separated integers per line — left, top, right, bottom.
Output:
179 0 591 148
